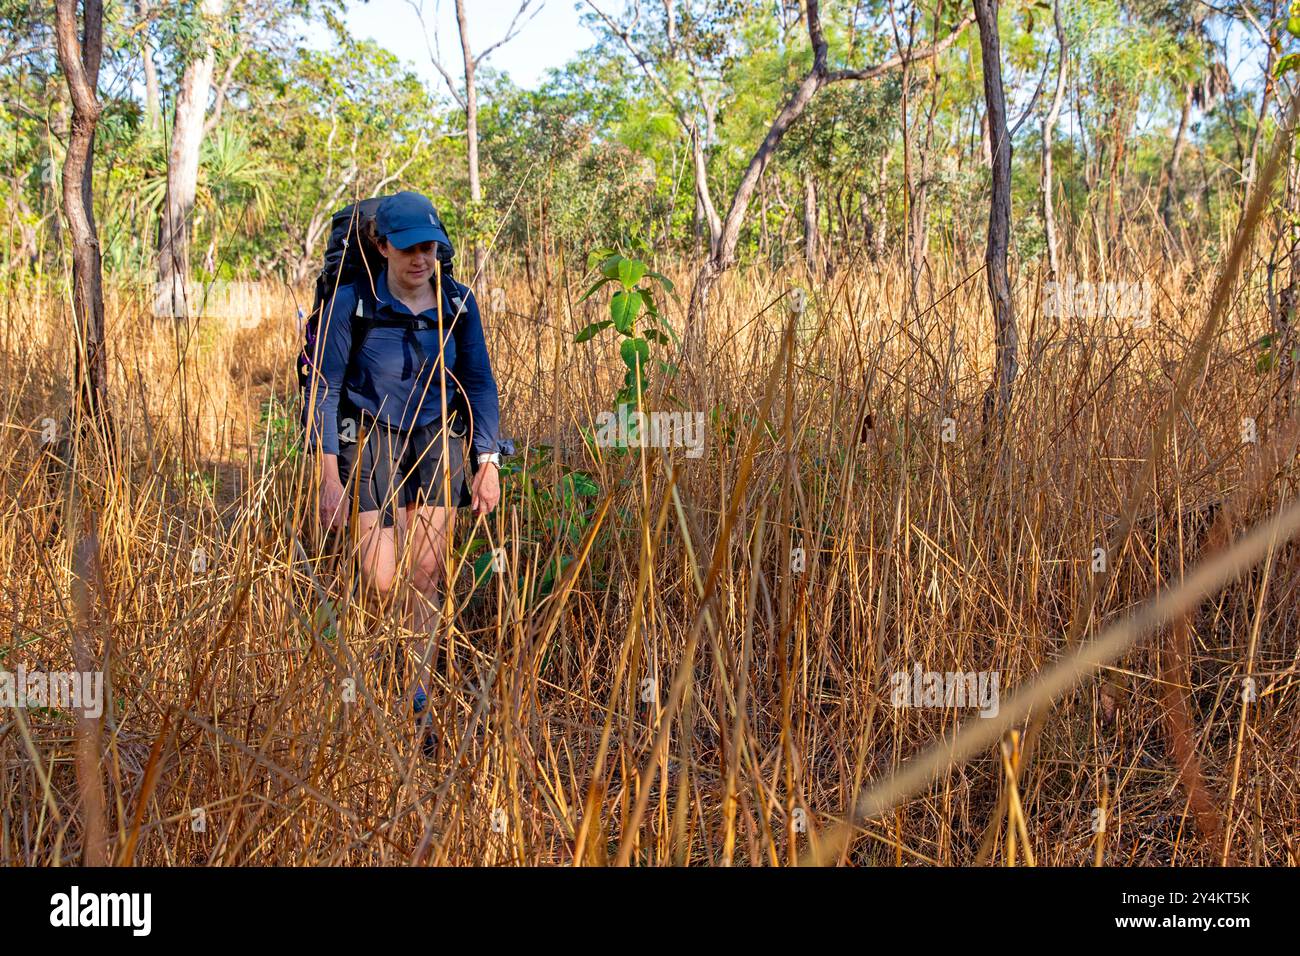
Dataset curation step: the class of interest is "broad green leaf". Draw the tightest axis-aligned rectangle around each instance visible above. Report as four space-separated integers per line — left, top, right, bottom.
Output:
472 551 496 589
586 247 617 270
646 271 681 305
537 555 574 599
611 290 643 332
574 319 612 342
617 257 647 290
576 275 613 303
562 471 599 496
600 254 625 280
621 336 650 371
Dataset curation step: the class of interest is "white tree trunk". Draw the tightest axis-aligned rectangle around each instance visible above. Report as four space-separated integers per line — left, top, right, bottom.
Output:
1041 0 1066 277
136 0 162 130
156 0 222 319
454 0 486 279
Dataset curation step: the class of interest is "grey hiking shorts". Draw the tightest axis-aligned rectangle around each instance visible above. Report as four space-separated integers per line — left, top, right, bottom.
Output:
336 408 472 527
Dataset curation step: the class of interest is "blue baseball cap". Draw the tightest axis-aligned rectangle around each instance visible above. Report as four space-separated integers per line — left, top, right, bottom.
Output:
374 191 452 251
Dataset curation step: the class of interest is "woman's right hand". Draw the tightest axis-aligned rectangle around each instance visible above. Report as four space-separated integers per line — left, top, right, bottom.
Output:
319 455 345 529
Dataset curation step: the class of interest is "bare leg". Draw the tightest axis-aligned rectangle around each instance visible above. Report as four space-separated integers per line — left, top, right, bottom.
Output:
352 509 400 612
351 508 407 693
404 503 456 700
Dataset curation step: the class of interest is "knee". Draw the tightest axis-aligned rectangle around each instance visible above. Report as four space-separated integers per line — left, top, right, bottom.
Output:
360 558 398 599
411 551 447 596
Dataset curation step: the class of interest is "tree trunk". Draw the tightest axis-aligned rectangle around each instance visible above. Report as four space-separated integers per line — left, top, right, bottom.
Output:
908 84 940 311
1041 0 1066 277
54 0 109 434
156 0 221 319
803 170 820 275
54 4 111 870
908 159 930 300
692 190 703 253
686 0 976 323
874 147 891 260
1244 15 1277 199
974 0 1017 417
1274 144 1300 370
1160 81 1195 240
454 0 486 279
691 127 722 259
135 0 161 130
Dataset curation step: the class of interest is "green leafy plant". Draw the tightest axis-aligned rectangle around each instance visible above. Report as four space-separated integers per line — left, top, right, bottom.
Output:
467 445 605 607
1254 333 1298 373
261 394 302 463
574 246 681 417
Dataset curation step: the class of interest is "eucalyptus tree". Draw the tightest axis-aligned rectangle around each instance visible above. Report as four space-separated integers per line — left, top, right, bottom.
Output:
1041 0 1065 275
239 35 452 282
1069 0 1176 241
408 0 543 279
151 0 315 315
974 0 1016 415
582 0 738 265
53 0 109 430
154 0 227 319
587 0 976 325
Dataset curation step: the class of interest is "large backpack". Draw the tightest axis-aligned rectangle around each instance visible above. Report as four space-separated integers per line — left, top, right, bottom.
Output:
297 195 471 444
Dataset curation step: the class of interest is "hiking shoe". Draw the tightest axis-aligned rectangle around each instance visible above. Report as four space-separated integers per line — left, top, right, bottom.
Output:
413 688 437 759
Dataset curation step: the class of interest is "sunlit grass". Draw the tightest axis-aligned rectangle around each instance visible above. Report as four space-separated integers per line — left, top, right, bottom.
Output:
2 244 1297 865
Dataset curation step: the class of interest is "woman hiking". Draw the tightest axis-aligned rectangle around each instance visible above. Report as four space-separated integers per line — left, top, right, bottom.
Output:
306 190 504 757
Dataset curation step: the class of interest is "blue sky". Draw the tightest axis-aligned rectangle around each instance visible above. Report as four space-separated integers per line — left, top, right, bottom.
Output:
336 0 597 92
306 2 1273 136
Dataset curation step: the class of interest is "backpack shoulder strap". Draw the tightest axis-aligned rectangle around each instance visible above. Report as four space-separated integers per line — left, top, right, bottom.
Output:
439 277 470 331
345 280 381 371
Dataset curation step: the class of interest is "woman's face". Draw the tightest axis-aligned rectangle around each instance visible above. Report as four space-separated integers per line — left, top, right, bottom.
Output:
380 239 437 286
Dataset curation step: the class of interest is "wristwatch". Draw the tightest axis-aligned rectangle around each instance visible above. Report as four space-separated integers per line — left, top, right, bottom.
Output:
476 452 501 468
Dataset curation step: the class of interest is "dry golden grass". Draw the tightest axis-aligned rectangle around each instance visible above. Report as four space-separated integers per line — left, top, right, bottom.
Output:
2 242 1298 866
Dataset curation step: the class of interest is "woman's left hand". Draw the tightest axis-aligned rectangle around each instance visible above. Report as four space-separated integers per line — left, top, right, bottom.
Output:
471 462 500 517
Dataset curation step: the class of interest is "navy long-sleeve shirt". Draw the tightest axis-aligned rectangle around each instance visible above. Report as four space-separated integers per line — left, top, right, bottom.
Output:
307 269 502 457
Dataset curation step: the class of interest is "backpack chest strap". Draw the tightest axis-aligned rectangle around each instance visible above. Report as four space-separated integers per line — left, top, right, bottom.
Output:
355 291 439 330
348 281 463 373
366 314 439 332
